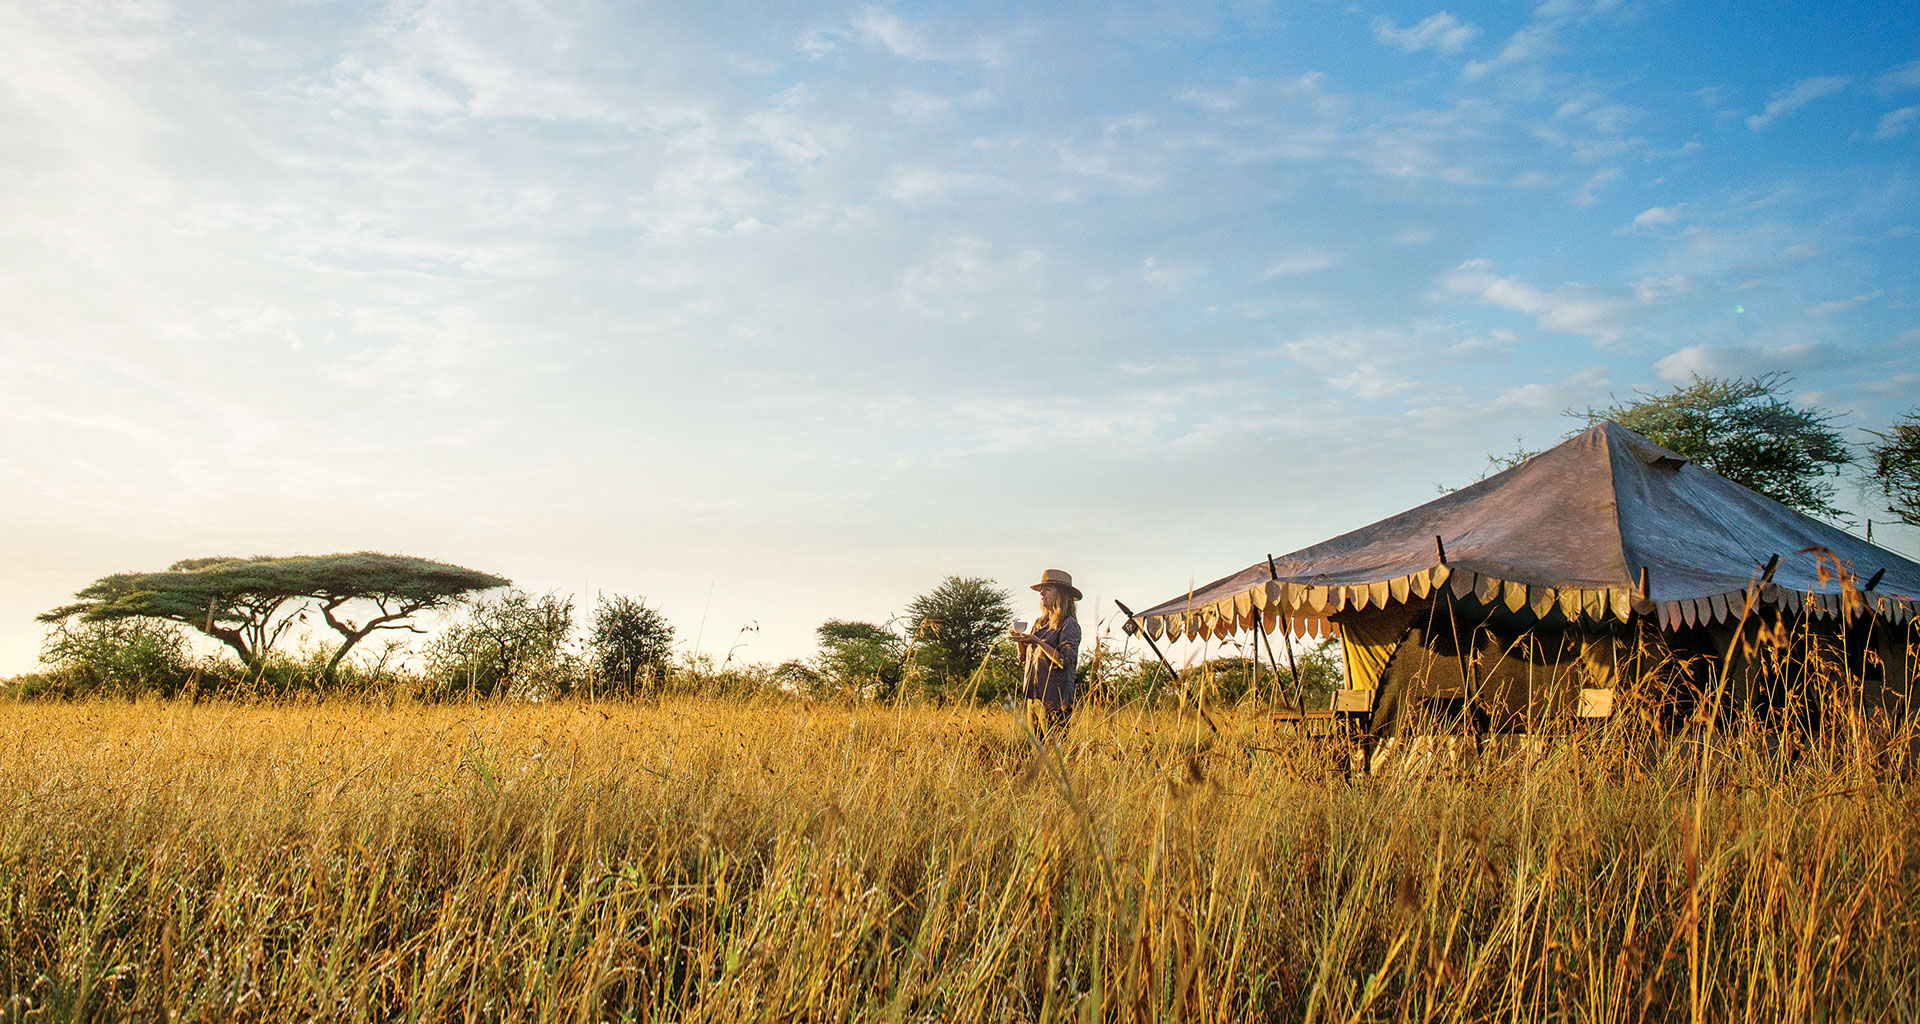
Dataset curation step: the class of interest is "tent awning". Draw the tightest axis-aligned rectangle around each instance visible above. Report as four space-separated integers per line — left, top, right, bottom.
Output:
1130 422 1920 641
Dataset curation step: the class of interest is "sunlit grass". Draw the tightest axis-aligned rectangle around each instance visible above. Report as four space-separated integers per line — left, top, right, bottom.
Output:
2 695 1916 1022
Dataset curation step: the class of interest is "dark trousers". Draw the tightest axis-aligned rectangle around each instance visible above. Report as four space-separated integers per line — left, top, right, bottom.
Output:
1026 699 1072 739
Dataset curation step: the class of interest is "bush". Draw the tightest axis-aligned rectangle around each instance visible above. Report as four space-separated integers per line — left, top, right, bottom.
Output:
587 595 675 696
424 591 577 700
28 616 199 699
813 619 906 700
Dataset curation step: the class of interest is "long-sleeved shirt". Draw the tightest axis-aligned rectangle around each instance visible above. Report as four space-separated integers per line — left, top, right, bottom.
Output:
1022 617 1081 708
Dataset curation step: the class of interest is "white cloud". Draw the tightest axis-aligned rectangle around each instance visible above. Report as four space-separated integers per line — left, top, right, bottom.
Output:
1462 22 1556 79
1805 290 1883 317
1745 75 1851 131
891 88 952 121
1654 341 1848 381
1862 372 1920 397
1331 368 1419 398
848 7 1000 65
796 29 837 58
1448 328 1520 355
1632 204 1685 227
1573 167 1620 206
1262 249 1338 277
852 8 930 59
884 167 988 203
1139 257 1198 289
1875 105 1920 140
899 236 1046 319
1877 59 1920 94
1057 144 1160 190
743 84 837 164
1443 259 1637 342
1632 275 1694 302
1372 12 1479 55
1493 365 1608 412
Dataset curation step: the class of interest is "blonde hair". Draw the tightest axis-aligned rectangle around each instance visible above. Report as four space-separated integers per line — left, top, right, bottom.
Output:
1039 586 1077 630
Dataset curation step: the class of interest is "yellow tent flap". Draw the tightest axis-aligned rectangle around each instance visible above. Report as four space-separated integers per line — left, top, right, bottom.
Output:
1335 604 1423 691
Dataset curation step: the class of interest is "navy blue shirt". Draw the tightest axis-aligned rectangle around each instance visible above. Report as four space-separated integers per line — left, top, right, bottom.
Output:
1022 617 1081 708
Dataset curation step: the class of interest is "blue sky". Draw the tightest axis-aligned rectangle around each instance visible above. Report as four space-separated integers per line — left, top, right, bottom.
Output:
2 0 1916 674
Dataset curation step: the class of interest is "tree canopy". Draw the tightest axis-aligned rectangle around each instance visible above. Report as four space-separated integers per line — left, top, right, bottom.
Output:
40 553 508 678
1584 373 1852 520
813 619 906 698
905 576 1013 684
424 589 571 699
1867 408 1920 528
587 594 675 693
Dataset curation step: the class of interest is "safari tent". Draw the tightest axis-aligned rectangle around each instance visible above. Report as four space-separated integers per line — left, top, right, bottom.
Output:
1128 421 1920 736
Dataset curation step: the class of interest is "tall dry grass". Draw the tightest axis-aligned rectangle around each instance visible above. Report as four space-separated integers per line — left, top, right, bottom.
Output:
3 696 1917 1022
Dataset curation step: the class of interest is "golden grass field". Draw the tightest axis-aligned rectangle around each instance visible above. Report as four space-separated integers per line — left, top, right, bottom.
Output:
3 696 1917 1022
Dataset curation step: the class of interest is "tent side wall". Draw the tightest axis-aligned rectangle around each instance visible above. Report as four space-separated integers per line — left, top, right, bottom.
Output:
1342 596 1920 738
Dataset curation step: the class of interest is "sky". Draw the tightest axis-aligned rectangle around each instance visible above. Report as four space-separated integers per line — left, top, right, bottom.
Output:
3 0 1917 676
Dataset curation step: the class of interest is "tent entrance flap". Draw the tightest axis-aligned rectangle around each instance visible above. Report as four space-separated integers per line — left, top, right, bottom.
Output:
1336 603 1423 692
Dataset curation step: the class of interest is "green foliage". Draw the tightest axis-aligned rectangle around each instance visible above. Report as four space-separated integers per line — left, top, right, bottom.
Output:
1081 646 1173 706
40 552 508 678
905 576 1014 687
424 591 576 700
959 638 1026 705
813 619 905 698
25 617 199 699
1078 635 1343 709
1866 408 1920 528
1584 373 1853 520
1159 637 1344 708
587 595 675 694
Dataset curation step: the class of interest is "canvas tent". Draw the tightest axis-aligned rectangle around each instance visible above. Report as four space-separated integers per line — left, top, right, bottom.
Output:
1128 421 1920 735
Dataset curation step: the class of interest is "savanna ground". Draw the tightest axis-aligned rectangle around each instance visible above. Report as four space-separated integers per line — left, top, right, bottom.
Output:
3 695 1917 1023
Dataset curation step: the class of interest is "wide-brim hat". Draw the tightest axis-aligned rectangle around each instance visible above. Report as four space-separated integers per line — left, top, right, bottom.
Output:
1031 569 1082 600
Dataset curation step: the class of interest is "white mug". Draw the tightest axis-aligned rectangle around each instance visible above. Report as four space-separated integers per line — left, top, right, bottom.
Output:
1011 620 1029 634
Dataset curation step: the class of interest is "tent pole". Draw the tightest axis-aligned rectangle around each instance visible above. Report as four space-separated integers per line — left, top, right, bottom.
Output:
1435 535 1476 734
1265 555 1307 719
1117 600 1217 735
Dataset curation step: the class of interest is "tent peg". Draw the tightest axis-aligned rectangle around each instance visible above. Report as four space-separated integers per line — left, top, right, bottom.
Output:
1638 566 1650 598
1266 553 1278 581
1759 553 1780 584
1863 568 1885 592
1434 535 1447 566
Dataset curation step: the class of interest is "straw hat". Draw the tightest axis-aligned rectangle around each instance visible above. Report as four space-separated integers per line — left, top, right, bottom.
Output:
1030 569 1082 600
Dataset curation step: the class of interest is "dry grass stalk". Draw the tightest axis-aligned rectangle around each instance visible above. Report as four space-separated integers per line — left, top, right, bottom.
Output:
2 688 1916 1022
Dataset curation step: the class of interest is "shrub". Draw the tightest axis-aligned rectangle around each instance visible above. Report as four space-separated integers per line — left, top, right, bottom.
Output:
813 619 906 699
30 616 198 699
587 595 675 696
424 591 577 700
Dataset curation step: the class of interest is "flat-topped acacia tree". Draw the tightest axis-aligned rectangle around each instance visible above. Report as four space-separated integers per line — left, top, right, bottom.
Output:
40 553 509 680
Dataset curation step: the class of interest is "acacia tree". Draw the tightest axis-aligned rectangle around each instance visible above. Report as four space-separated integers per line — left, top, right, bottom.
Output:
814 619 905 698
40 553 508 679
906 576 1013 686
1866 409 1920 528
1584 373 1853 520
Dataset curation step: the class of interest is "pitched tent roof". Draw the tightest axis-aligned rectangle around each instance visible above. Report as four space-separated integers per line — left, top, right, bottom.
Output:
1131 421 1920 643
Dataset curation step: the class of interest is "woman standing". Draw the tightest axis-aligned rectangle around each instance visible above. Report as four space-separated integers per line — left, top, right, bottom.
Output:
1010 569 1082 738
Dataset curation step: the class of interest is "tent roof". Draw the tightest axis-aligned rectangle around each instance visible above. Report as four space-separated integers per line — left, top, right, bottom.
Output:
1132 421 1920 641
